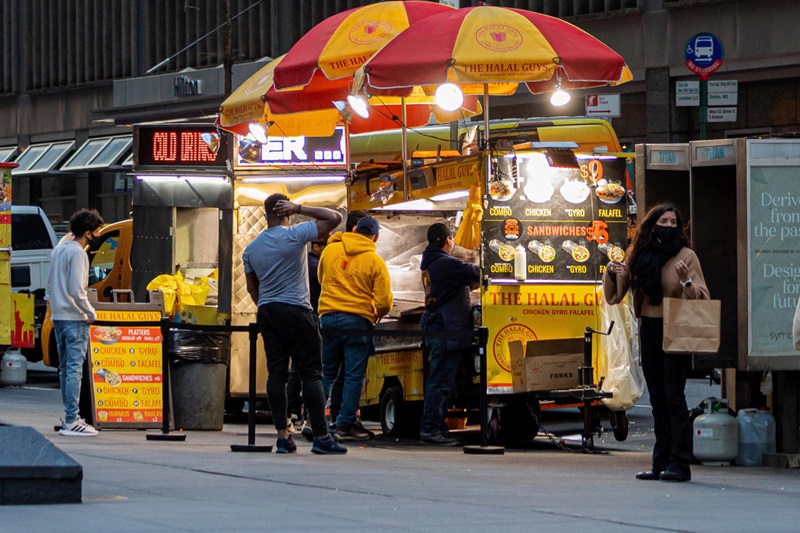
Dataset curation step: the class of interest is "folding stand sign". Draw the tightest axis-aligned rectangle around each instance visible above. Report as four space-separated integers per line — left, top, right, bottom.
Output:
86 290 172 432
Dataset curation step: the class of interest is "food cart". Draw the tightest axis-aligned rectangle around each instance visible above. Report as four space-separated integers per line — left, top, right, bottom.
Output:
348 118 635 444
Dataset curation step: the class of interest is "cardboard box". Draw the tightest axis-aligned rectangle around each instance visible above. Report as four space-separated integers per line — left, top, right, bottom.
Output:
510 339 584 392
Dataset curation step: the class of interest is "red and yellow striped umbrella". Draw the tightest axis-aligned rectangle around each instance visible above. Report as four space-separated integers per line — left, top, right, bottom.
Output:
218 54 481 137
356 5 632 97
273 1 454 90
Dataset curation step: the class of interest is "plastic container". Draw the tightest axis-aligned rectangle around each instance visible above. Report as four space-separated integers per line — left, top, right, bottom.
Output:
736 408 776 466
1 350 27 386
693 397 738 464
514 245 526 281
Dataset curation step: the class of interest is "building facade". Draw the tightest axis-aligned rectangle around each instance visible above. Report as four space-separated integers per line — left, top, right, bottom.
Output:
1 0 799 225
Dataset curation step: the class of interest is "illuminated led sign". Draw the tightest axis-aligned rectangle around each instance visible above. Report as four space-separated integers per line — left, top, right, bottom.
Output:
236 127 347 168
134 125 228 169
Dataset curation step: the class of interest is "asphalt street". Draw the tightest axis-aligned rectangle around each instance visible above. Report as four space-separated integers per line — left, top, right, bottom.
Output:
1 369 797 533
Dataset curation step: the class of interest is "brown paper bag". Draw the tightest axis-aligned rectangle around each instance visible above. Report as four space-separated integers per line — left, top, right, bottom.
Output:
662 297 721 354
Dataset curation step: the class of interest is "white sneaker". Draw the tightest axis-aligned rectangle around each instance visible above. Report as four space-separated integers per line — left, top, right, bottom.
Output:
58 418 99 437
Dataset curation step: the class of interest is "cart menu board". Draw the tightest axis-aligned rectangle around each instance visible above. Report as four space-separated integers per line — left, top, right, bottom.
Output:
482 152 629 283
89 310 163 429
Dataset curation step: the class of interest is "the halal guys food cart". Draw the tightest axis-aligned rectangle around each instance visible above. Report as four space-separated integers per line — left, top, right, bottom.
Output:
347 118 634 442
132 123 351 412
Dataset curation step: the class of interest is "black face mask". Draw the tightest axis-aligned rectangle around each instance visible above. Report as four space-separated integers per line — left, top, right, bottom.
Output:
85 232 97 248
653 225 680 243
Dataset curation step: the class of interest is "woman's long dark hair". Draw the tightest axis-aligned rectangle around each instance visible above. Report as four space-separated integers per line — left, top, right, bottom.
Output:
626 203 690 273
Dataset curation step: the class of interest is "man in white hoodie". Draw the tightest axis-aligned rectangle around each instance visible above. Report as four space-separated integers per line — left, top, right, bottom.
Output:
48 209 104 436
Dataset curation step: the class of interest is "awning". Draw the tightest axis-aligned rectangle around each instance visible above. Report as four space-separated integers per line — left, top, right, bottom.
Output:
12 141 75 176
60 136 132 172
0 146 18 163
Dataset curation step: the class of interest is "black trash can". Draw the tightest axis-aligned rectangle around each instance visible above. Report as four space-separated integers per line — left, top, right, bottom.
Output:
168 330 231 431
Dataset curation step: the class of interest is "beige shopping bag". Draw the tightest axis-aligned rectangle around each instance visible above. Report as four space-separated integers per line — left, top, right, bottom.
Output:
662 297 721 354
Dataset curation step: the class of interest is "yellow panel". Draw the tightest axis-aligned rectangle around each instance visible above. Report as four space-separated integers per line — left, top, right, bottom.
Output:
482 283 602 390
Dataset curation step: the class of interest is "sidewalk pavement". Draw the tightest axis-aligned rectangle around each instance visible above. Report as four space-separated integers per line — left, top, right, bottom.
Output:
1 380 798 533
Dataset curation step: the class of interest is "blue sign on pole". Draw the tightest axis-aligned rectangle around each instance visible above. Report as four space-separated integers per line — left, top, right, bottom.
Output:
685 33 724 78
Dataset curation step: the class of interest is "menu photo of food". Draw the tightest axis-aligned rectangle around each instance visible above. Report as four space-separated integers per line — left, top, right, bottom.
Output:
489 239 517 261
560 179 591 204
527 240 556 263
94 326 123 345
489 177 515 201
595 179 626 204
561 240 591 263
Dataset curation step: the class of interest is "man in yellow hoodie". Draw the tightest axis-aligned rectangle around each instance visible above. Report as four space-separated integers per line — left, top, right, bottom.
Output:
318 216 393 440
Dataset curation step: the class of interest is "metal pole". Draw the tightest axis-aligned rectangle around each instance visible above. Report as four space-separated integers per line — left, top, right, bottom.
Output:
231 322 271 452
147 318 185 441
464 327 504 455
401 97 409 200
699 76 708 140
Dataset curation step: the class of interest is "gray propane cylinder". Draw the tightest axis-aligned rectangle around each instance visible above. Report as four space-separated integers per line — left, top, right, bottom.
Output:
1 349 27 386
693 397 738 465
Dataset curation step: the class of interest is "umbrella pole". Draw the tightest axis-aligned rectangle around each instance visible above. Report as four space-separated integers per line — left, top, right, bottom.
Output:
401 97 409 201
483 83 490 146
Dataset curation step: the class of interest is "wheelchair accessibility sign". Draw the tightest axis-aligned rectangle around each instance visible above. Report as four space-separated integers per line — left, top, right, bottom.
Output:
685 33 723 77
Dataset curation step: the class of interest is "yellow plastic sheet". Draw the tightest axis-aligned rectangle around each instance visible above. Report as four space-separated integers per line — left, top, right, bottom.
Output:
146 271 210 316
454 184 483 250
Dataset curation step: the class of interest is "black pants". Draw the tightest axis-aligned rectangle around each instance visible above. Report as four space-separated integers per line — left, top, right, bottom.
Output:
640 316 693 475
256 302 327 438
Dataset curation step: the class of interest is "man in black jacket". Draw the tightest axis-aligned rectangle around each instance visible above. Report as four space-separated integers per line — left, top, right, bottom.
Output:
418 222 480 445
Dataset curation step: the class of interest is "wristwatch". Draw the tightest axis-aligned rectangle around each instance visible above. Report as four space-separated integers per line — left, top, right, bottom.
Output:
680 278 693 288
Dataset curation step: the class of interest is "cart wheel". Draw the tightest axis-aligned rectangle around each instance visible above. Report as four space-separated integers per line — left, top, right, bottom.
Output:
380 386 404 437
499 396 540 443
611 411 629 442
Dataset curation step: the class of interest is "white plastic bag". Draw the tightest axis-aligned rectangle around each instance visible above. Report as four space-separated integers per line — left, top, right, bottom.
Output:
597 288 645 411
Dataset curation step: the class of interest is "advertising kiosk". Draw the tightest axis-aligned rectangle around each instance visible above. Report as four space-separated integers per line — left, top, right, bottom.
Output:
636 138 800 458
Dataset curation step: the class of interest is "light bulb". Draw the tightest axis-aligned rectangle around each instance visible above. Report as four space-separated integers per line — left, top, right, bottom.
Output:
550 87 571 107
347 94 370 119
248 122 268 143
435 83 464 111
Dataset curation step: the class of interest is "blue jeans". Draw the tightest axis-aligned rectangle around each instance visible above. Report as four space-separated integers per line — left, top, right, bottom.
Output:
54 320 90 424
420 337 464 436
320 312 372 428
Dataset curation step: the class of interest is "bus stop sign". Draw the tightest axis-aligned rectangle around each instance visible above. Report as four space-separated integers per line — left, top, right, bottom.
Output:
685 33 724 78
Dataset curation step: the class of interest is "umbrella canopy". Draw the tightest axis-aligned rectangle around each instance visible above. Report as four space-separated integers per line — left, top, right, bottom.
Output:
218 55 482 137
272 1 454 90
355 5 632 97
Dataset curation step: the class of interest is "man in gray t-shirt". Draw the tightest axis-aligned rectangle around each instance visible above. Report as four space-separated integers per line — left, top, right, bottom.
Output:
243 193 346 455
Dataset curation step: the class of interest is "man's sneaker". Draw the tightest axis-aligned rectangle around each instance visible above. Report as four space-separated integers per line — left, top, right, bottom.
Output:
419 432 460 446
353 420 377 439
59 418 98 437
275 435 297 454
311 435 348 455
335 424 373 441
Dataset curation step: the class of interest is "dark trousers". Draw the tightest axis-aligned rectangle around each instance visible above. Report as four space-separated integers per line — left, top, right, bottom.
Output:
640 316 693 475
256 302 327 438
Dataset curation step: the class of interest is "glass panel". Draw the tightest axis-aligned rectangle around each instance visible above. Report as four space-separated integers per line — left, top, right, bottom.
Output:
30 142 74 172
11 212 53 250
121 152 134 166
0 147 17 162
88 231 120 285
62 139 107 169
14 145 48 171
92 137 132 167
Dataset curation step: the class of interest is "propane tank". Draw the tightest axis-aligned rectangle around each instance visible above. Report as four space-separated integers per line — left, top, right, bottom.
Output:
736 407 777 466
693 397 738 465
1 349 28 386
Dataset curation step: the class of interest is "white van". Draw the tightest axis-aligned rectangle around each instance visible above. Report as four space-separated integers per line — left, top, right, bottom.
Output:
10 205 58 294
